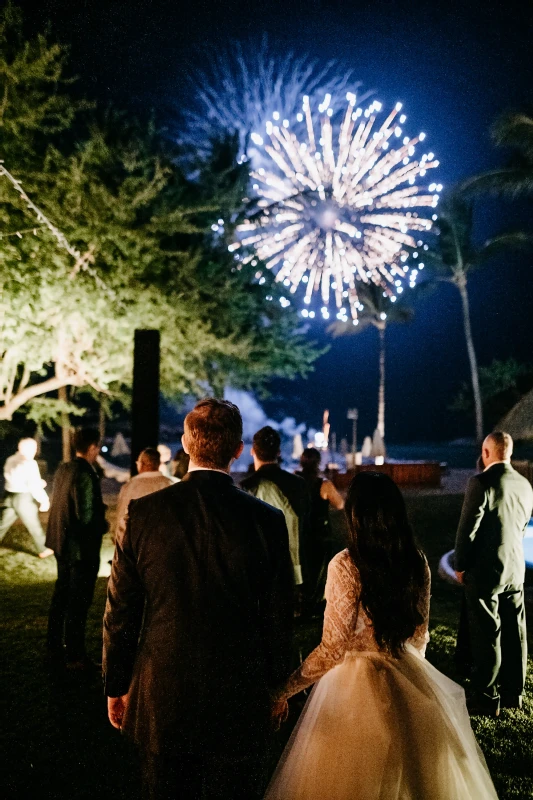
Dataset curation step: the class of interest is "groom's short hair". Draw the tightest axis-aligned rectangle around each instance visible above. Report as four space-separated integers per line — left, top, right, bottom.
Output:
185 398 243 469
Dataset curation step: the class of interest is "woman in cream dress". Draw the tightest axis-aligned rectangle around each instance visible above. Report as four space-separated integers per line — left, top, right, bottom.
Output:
266 472 498 800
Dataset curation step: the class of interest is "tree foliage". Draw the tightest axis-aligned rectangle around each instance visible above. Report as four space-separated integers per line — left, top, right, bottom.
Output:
0 4 320 425
451 358 533 429
410 192 533 441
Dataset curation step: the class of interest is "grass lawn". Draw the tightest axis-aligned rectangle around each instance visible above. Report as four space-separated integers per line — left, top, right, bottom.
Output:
1 492 533 798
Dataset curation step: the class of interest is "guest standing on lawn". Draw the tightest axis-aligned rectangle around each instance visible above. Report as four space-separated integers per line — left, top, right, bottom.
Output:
241 426 310 590
455 431 533 716
296 447 344 614
103 399 294 800
114 448 173 543
0 438 53 558
46 428 108 670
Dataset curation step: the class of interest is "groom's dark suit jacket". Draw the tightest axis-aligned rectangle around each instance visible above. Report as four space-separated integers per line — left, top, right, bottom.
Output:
455 462 533 593
103 470 294 755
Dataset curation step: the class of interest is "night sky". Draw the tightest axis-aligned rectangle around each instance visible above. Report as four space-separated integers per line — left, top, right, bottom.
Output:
14 0 533 443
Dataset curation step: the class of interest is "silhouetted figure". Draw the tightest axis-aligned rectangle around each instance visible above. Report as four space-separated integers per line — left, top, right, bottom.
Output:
296 447 344 613
46 428 107 670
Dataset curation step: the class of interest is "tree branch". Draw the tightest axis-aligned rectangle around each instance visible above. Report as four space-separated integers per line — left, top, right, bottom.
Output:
0 374 78 420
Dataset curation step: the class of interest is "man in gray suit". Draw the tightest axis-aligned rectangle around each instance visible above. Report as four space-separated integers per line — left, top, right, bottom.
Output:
455 431 533 716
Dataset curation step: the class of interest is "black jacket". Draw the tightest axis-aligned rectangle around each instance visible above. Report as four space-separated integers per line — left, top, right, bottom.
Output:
455 463 533 593
45 457 107 560
102 470 294 754
240 464 311 526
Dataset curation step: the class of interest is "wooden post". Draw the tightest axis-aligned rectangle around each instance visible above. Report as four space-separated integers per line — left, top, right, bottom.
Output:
131 330 160 476
98 401 106 442
58 385 71 462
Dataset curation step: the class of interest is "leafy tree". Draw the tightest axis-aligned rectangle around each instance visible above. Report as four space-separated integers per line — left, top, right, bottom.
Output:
451 358 533 430
0 6 321 426
329 284 413 440
415 193 532 442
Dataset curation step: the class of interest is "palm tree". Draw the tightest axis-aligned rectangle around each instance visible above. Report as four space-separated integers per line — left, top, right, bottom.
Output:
458 112 533 198
329 283 413 441
415 193 532 442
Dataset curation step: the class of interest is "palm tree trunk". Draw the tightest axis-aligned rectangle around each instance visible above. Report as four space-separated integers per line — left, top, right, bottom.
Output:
377 325 385 439
457 275 483 442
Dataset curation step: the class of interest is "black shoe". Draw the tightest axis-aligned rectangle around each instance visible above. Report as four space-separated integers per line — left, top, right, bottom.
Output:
500 694 523 710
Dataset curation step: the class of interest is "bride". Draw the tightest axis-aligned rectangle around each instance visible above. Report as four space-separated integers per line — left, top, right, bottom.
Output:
266 472 498 799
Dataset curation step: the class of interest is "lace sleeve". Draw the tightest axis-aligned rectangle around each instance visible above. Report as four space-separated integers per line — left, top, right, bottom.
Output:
409 556 431 656
281 552 360 699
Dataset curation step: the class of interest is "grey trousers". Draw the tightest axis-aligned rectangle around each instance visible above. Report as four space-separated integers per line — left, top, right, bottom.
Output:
0 492 47 554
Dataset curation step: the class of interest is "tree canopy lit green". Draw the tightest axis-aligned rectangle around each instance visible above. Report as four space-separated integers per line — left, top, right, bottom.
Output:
0 3 320 426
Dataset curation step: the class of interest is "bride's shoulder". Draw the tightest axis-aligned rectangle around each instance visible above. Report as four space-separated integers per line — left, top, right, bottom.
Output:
329 549 357 577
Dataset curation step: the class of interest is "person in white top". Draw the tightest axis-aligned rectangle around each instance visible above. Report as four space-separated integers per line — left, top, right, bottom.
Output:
114 448 174 543
0 437 53 557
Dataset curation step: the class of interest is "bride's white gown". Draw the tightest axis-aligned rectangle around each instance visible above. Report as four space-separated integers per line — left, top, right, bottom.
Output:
266 550 498 800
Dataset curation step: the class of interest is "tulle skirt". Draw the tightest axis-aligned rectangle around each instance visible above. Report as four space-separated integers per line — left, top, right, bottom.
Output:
265 646 498 799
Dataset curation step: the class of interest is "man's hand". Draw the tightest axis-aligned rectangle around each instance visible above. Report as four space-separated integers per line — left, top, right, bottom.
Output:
108 695 128 730
455 570 465 584
271 697 289 731
39 497 50 513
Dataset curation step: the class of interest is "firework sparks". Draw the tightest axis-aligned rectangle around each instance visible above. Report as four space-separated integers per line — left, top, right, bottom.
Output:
232 94 441 321
183 36 372 165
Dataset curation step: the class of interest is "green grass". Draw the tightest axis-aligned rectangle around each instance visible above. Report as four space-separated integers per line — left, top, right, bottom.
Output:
1 494 533 798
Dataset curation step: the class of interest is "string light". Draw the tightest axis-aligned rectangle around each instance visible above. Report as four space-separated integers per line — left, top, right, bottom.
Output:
0 225 46 240
232 96 440 319
0 161 112 297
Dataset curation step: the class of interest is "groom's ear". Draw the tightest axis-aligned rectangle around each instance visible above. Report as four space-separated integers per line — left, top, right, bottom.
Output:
181 433 190 456
234 441 244 460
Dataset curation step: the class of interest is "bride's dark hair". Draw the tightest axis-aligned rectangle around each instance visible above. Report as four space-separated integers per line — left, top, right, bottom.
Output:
345 472 426 657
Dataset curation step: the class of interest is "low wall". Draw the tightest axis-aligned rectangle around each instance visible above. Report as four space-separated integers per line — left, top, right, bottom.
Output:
330 461 442 490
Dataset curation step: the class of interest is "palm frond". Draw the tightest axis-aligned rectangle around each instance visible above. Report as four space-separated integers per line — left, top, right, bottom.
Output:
478 231 533 263
492 112 533 161
328 317 375 337
457 168 533 199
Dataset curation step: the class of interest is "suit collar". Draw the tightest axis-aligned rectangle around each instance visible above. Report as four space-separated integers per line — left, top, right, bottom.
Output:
256 463 282 475
182 470 233 486
483 461 512 474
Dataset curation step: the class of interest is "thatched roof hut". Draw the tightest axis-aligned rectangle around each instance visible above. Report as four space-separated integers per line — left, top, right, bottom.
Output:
497 388 533 440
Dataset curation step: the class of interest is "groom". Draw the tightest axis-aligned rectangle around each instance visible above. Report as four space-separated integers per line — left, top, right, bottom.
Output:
103 398 294 799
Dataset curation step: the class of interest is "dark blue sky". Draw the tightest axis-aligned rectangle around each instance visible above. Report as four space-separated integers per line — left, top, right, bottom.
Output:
18 0 533 442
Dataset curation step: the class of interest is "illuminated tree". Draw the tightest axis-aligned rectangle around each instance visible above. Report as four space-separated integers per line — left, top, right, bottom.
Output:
0 7 321 427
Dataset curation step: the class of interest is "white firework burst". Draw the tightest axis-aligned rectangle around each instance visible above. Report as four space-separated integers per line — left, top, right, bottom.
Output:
231 94 441 321
182 36 372 165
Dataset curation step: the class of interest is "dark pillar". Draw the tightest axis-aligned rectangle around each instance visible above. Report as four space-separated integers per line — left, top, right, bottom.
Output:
131 329 160 476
